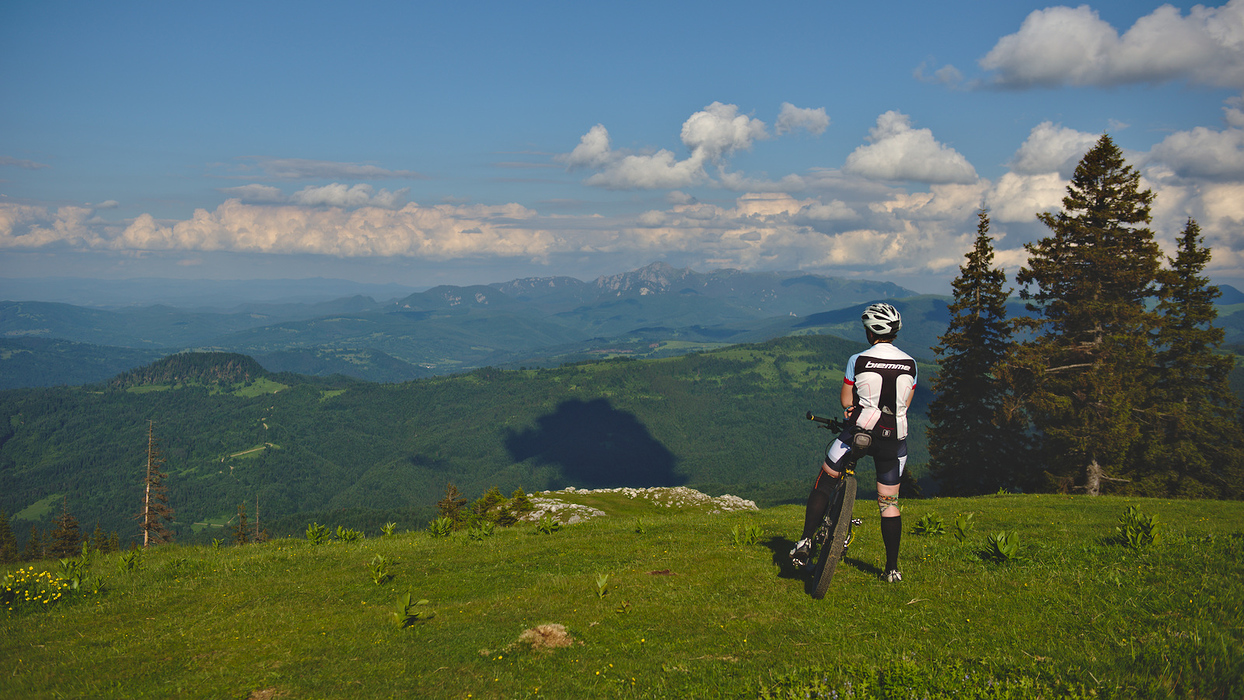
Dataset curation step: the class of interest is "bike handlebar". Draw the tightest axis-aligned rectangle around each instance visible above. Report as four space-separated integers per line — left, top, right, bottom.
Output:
806 411 846 432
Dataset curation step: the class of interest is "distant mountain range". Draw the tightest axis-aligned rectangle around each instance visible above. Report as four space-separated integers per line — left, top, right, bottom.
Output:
4 261 1243 389
1 263 920 387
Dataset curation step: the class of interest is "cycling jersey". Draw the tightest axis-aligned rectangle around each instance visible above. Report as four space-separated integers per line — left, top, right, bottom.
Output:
844 342 917 440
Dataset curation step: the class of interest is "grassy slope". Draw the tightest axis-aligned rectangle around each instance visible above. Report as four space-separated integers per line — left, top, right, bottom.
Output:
4 493 1242 699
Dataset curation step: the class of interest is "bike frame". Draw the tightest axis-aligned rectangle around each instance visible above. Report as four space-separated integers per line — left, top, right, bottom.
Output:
805 411 864 599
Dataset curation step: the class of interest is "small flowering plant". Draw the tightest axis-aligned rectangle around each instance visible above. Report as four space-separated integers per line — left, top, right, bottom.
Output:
2 567 71 616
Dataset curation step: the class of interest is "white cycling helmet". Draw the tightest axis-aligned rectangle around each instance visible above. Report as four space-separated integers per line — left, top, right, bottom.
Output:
861 302 902 336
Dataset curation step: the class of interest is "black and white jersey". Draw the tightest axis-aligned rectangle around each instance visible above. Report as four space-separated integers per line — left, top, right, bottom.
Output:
844 342 917 440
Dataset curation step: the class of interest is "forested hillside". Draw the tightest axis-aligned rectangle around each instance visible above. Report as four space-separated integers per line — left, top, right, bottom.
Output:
1 336 932 545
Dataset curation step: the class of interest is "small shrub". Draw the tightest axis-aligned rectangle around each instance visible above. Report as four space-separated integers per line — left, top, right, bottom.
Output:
953 512 975 542
427 517 454 538
58 558 87 591
982 531 1022 563
731 524 764 546
368 555 393 585
467 522 495 542
595 573 610 598
535 514 562 535
1116 505 1162 550
381 522 398 537
305 522 329 545
391 591 434 628
634 518 647 535
117 550 142 575
912 512 945 536
335 526 363 543
470 486 508 523
210 538 224 551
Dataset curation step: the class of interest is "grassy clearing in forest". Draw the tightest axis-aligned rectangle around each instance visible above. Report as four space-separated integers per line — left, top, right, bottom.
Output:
3 494 1242 699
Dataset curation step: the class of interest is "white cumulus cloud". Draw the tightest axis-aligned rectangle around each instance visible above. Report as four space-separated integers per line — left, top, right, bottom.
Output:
980 1 1244 89
775 103 830 135
290 183 409 209
680 102 769 162
1009 121 1101 176
560 124 613 169
1149 123 1244 181
563 102 829 190
844 111 978 184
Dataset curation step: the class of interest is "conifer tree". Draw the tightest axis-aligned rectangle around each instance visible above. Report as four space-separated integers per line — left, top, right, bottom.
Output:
90 521 112 554
1014 134 1161 494
138 421 175 547
0 510 18 564
437 482 468 527
928 210 1027 494
1139 218 1244 496
232 503 250 545
21 524 43 562
48 497 82 558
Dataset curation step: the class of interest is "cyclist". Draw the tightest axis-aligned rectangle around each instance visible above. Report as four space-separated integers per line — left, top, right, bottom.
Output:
790 302 916 583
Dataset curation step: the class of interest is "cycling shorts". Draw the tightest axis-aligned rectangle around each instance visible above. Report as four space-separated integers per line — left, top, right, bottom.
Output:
826 432 907 486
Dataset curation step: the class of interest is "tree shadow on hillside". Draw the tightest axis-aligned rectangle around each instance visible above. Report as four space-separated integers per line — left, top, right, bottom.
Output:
504 398 685 488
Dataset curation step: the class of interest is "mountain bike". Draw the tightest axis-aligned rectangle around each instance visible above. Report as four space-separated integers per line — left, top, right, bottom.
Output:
804 410 866 599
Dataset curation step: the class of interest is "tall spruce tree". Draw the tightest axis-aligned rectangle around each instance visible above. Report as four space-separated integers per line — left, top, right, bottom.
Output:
0 510 18 563
928 210 1026 494
1140 218 1244 496
1015 134 1161 495
138 421 175 547
21 524 43 562
48 498 82 558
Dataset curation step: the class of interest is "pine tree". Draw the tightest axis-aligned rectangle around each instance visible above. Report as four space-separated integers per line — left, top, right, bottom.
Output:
138 421 175 547
89 522 108 553
232 503 250 545
21 524 43 562
928 210 1027 494
0 510 18 564
1139 218 1244 496
1014 134 1161 494
48 497 82 558
436 482 468 527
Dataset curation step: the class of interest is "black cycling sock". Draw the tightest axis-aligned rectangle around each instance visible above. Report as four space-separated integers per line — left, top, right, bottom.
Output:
801 473 838 541
880 515 901 571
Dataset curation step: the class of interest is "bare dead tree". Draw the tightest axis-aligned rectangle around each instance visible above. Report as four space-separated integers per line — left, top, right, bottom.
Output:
139 421 175 547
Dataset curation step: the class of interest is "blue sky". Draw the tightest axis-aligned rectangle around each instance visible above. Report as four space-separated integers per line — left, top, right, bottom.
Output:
2 0 1242 294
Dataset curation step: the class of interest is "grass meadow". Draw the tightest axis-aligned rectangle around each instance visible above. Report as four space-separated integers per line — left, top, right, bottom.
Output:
3 492 1242 699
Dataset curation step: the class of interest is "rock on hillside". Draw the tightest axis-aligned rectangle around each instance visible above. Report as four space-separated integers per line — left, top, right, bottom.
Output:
527 486 759 524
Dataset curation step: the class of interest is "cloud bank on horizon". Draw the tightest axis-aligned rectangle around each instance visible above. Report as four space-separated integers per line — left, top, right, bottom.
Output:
2 1 1243 292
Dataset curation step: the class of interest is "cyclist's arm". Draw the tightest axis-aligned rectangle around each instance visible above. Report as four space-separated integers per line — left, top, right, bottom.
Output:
841 380 854 419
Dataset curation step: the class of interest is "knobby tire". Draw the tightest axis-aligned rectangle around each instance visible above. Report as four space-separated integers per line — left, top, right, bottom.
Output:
811 475 856 599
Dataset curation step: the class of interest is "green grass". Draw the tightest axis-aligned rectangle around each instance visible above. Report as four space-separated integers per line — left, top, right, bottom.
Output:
12 493 62 522
4 494 1242 699
232 377 290 397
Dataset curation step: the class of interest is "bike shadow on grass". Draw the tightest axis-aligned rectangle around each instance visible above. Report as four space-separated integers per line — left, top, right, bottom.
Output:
763 536 884 594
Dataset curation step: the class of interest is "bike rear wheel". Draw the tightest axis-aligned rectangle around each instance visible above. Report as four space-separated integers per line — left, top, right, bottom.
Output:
811 474 857 599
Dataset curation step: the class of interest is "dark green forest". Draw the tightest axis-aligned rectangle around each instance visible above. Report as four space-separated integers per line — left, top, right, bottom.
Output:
3 335 931 547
